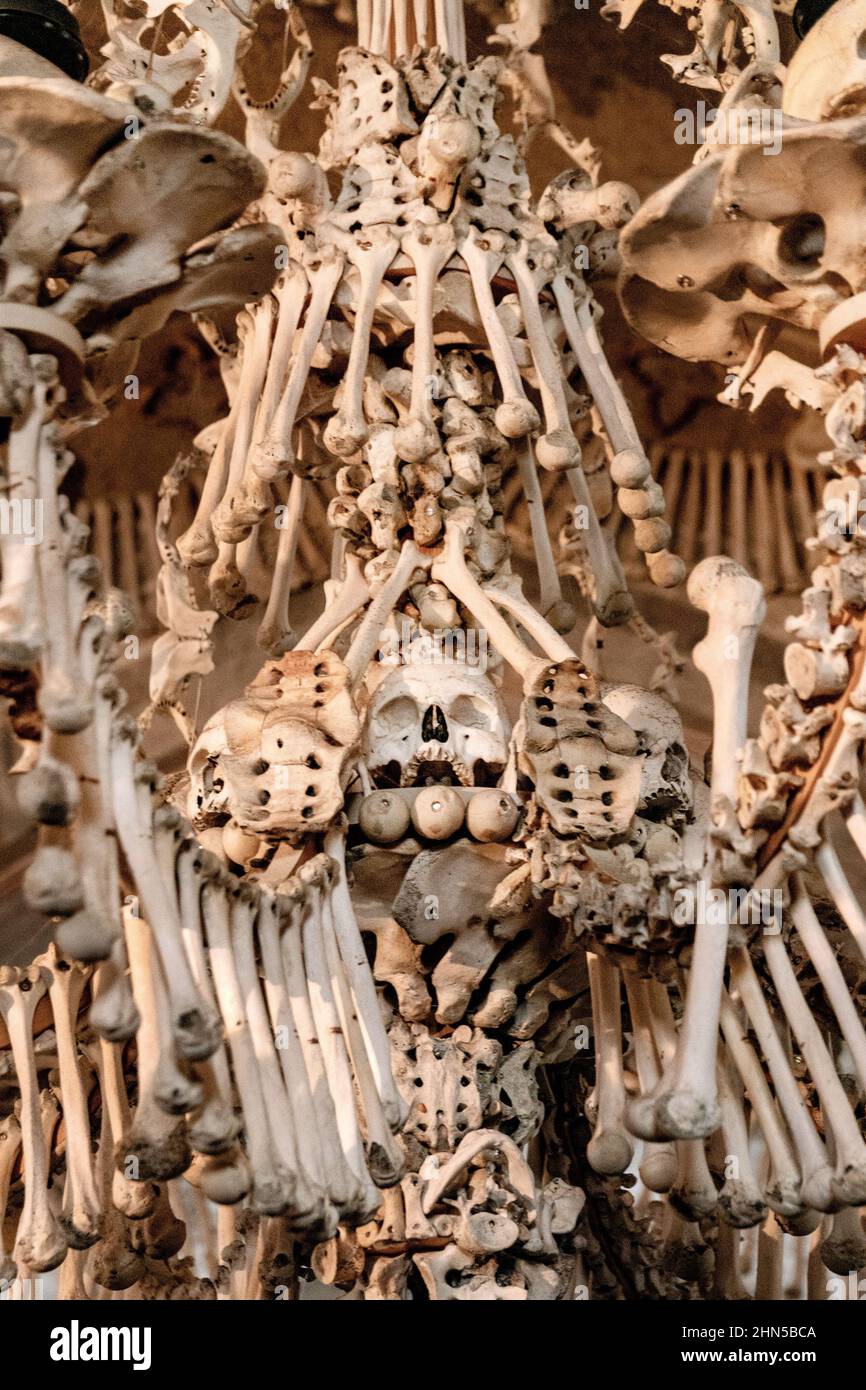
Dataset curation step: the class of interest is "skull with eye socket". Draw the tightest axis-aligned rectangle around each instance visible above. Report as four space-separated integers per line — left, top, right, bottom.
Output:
362 655 510 788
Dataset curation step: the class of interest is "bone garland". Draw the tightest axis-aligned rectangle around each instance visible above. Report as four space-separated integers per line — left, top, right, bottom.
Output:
166 32 681 659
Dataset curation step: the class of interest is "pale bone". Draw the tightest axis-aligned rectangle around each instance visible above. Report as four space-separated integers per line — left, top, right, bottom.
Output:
0 361 46 666
622 971 674 1140
506 240 580 472
761 926 866 1206
516 439 568 622
552 277 643 457
264 248 346 472
212 302 275 543
719 991 802 1217
324 826 407 1131
395 223 455 462
295 551 370 653
344 541 427 688
318 875 404 1186
755 1213 784 1302
256 891 336 1234
178 410 235 570
200 874 292 1215
789 878 866 1096
121 909 192 1183
458 228 539 439
142 909 203 1119
729 947 836 1213
257 473 305 654
815 836 866 963
672 1138 718 1221
585 953 632 1175
228 882 322 1228
0 1113 21 1286
565 465 635 626
34 375 92 734
432 516 550 679
298 866 381 1218
250 265 308 466
176 841 240 1158
44 950 101 1248
715 1053 767 1228
420 1129 536 1216
648 557 766 1141
62 671 130 984
323 232 398 458
483 582 578 663
109 724 221 1061
277 888 367 1217
85 1027 157 1220
0 966 67 1273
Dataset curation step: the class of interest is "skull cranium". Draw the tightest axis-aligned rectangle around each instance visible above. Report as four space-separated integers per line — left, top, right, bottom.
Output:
363 654 510 787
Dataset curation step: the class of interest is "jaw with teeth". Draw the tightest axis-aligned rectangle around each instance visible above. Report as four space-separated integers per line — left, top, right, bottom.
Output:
400 747 473 787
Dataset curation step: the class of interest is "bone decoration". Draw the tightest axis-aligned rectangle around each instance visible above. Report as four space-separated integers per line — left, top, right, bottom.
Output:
1 0 866 1310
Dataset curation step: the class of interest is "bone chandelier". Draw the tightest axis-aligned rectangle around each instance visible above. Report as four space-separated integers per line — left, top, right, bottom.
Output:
0 0 864 1307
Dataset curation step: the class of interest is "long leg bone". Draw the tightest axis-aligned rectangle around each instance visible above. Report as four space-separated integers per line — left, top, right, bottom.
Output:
44 949 102 1248
277 886 366 1218
257 472 305 654
324 825 407 1132
650 558 766 1141
790 877 866 1095
256 891 336 1236
319 866 404 1185
586 953 633 1175
228 881 323 1227
730 948 836 1212
719 990 802 1217
109 721 221 1061
0 1113 21 1287
298 861 381 1218
394 222 455 463
0 966 67 1273
176 842 240 1158
323 233 400 459
273 253 346 460
761 925 866 1207
201 871 292 1215
121 909 193 1183
458 228 539 440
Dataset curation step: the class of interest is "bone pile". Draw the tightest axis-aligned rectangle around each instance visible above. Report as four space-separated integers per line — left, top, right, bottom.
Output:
1 0 866 1303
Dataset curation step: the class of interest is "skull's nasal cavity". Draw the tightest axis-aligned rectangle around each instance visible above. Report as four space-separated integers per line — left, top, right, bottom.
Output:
421 704 449 743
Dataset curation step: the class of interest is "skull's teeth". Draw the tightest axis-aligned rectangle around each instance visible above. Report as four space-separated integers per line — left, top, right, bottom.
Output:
399 747 472 786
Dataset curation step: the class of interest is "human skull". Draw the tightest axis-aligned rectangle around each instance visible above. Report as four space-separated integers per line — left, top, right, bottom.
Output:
187 650 360 838
600 683 693 821
784 0 866 121
363 655 510 787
